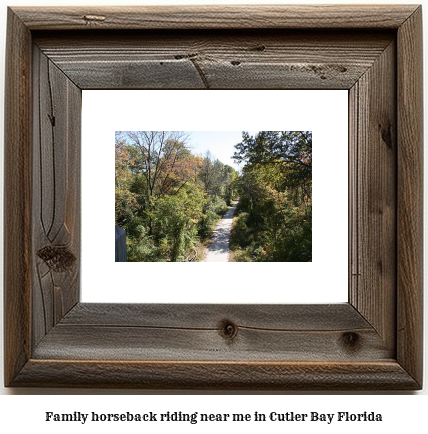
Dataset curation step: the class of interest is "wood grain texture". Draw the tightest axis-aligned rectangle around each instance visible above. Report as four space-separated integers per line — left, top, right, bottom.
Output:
349 40 396 352
3 5 423 390
396 6 423 387
3 8 32 387
12 360 419 390
32 47 81 348
60 303 372 329
33 304 391 362
34 31 393 90
12 5 419 30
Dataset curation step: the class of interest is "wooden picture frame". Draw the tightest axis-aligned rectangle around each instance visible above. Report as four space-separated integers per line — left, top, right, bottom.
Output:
4 5 423 389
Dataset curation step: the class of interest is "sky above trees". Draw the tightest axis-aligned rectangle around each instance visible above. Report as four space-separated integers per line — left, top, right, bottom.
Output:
184 131 259 172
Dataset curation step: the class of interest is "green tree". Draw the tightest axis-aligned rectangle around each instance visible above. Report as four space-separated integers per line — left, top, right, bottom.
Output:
115 131 241 262
115 131 137 225
230 131 312 262
234 131 312 203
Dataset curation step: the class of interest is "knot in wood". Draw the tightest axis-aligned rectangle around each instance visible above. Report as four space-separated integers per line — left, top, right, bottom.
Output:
247 44 266 52
341 332 361 350
83 15 106 23
175 53 198 60
37 245 76 272
378 122 393 149
219 320 238 340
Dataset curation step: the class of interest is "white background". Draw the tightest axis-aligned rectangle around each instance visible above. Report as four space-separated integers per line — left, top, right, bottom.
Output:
82 90 348 304
0 0 427 431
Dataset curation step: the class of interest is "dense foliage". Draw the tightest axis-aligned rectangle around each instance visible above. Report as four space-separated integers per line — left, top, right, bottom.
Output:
115 131 238 261
230 131 312 262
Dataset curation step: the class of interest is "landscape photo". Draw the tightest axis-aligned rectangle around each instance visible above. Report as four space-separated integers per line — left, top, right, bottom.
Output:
115 131 312 263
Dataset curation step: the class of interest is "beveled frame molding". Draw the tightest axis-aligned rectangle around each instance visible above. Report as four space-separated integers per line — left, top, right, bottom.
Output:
4 5 423 389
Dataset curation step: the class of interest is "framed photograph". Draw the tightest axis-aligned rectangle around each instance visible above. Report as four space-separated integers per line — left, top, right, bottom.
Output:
4 5 423 389
83 90 347 304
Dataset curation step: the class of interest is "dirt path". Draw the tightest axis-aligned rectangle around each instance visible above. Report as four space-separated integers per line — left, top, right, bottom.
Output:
203 200 239 262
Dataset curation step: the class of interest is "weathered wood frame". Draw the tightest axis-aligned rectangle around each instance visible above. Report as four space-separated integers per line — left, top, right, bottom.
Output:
4 5 423 389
